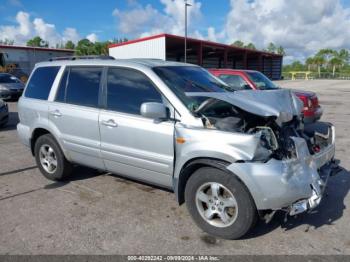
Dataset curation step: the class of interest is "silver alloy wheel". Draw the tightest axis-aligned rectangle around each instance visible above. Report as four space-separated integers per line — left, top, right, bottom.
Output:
39 144 58 174
195 182 238 228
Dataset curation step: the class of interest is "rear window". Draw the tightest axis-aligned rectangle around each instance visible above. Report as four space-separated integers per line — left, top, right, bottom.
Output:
25 66 60 100
246 72 278 90
217 74 251 90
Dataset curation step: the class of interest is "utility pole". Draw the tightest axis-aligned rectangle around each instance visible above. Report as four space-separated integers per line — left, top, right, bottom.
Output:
184 0 191 63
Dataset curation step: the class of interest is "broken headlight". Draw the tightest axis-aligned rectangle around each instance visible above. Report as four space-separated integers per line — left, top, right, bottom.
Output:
251 126 279 151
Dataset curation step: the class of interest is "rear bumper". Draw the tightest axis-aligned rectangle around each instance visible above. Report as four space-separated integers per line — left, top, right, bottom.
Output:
226 126 337 211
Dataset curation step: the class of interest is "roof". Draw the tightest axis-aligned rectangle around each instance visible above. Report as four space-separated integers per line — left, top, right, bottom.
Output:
0 45 74 53
209 68 257 73
36 58 196 69
109 33 282 57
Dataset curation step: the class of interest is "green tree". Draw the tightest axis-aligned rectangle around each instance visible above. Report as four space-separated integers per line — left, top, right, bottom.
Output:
75 39 109 56
231 40 244 47
305 57 315 71
313 55 326 77
245 43 256 50
75 39 94 55
92 41 109 55
338 49 349 66
65 40 75 50
276 46 285 55
316 49 335 62
290 61 304 71
27 36 49 47
266 42 276 53
329 56 342 77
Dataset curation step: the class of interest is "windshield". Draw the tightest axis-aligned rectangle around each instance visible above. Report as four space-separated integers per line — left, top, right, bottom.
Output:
153 66 230 111
0 74 21 84
246 72 278 90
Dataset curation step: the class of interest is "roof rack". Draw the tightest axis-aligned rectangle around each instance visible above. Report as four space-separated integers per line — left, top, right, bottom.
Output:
49 55 115 61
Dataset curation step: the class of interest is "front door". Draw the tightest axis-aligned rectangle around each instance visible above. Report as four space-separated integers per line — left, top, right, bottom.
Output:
99 67 174 188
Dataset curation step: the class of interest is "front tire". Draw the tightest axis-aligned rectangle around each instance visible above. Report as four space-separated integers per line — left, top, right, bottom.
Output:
34 134 72 181
185 167 257 239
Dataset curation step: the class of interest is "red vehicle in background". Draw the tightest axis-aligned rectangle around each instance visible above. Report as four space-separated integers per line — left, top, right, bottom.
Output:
209 69 322 123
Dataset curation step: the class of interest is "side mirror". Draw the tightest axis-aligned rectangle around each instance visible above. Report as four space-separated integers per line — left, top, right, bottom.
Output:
140 102 168 119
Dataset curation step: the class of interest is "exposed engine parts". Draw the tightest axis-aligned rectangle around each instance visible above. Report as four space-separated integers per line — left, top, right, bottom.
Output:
196 98 333 161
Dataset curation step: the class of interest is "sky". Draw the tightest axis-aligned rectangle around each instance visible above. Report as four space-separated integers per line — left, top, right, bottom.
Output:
1 0 350 63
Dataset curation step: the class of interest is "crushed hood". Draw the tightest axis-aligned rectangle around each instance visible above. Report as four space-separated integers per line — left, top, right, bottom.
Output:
186 89 304 124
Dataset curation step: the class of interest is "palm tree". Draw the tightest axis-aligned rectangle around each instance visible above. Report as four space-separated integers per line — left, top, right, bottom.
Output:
338 49 349 67
329 56 342 77
305 57 315 71
313 55 326 78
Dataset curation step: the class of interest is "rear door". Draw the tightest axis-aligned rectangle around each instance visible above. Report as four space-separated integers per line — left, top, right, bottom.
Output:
99 67 175 187
49 66 104 169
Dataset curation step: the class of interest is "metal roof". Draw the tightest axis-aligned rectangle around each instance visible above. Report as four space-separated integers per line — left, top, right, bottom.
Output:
109 33 282 57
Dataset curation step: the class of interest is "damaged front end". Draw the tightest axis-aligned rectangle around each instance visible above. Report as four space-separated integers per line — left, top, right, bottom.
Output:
183 89 342 218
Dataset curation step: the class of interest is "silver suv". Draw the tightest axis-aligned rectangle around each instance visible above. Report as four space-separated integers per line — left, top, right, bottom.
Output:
17 58 340 239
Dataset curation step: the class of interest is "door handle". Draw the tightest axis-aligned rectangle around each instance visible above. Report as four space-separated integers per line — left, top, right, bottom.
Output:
101 119 118 127
50 110 62 117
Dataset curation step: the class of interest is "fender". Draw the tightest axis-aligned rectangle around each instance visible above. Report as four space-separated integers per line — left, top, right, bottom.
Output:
174 157 232 204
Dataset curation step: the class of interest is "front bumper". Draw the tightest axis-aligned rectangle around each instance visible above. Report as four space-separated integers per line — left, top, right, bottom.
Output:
226 126 338 212
288 160 342 215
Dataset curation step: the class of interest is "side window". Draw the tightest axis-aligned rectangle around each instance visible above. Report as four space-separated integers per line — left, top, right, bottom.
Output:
106 68 162 115
218 74 250 90
25 66 60 100
57 67 102 107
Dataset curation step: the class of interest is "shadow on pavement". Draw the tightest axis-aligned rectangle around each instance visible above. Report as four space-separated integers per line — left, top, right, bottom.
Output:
244 166 350 239
43 166 106 190
0 165 37 176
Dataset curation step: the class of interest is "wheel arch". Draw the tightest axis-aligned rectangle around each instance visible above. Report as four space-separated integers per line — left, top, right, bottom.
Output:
30 128 51 155
30 127 69 161
175 157 250 205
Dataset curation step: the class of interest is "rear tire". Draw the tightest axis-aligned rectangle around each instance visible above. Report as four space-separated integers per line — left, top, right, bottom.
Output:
185 167 257 239
34 134 72 181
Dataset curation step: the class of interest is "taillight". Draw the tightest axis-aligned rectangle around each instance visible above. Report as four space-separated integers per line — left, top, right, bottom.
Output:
298 95 309 110
311 96 319 107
